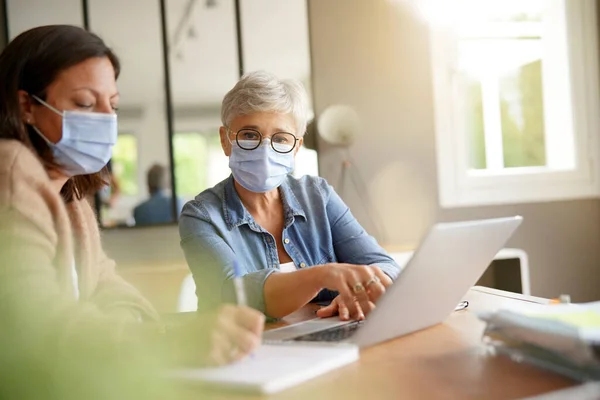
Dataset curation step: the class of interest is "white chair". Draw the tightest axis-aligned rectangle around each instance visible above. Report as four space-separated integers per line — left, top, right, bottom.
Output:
177 273 198 312
388 248 531 295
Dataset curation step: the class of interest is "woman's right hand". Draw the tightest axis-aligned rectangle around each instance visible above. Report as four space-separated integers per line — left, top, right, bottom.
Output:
316 295 361 321
168 304 265 367
314 263 392 320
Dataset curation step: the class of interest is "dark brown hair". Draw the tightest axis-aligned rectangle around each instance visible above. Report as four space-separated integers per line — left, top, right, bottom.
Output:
147 164 168 194
0 25 121 202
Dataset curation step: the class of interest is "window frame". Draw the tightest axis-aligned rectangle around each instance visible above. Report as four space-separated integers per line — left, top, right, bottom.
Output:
430 0 600 208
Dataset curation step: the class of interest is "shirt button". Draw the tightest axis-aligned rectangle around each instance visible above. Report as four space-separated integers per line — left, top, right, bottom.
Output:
284 238 290 244
300 262 306 268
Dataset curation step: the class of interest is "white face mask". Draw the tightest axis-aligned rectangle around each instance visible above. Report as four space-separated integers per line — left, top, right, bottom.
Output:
229 140 295 193
30 94 118 176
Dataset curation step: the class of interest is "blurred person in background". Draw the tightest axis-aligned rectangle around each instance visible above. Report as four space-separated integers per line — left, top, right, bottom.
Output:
133 163 183 225
0 25 263 399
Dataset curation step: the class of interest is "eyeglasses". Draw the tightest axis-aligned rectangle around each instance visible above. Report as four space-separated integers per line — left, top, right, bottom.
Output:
228 128 299 154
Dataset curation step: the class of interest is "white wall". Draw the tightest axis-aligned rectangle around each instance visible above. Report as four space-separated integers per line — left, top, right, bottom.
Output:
309 0 439 248
307 0 600 301
6 0 83 38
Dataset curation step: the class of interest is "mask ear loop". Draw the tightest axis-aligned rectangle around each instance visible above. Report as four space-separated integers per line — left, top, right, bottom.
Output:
26 95 61 146
226 128 236 146
30 94 63 117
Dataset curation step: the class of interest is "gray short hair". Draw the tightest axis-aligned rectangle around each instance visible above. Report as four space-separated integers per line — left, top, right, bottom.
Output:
221 70 309 136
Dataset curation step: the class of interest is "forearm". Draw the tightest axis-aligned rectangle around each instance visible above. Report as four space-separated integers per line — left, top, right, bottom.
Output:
263 267 324 318
93 262 160 322
374 262 402 280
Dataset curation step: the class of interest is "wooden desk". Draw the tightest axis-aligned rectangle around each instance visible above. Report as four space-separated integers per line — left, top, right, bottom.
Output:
186 288 575 399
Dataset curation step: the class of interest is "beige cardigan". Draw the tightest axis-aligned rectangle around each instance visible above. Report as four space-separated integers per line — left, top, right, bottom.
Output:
0 139 159 355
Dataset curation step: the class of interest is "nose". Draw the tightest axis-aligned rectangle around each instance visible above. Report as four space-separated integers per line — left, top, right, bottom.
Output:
95 99 116 114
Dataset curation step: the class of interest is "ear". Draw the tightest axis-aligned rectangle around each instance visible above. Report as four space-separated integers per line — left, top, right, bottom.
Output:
293 137 304 156
17 90 35 125
219 126 232 156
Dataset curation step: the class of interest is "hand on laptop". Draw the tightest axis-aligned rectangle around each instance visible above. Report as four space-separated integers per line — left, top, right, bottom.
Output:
316 296 368 320
315 264 393 320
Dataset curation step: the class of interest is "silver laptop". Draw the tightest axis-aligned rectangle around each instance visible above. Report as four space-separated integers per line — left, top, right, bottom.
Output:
263 216 523 348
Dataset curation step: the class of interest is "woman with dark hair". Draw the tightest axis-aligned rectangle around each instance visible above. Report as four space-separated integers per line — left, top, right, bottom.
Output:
0 24 263 395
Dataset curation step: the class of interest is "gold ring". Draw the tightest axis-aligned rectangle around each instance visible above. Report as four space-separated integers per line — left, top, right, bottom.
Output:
353 282 365 293
366 276 381 287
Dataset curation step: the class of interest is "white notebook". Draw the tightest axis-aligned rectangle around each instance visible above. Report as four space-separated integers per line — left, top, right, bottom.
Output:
170 342 359 394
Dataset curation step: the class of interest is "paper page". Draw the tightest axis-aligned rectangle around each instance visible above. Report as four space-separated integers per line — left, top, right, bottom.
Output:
169 343 359 394
496 301 600 342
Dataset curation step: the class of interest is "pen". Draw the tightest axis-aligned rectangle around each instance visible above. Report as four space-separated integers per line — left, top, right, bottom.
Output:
233 259 247 306
233 259 255 359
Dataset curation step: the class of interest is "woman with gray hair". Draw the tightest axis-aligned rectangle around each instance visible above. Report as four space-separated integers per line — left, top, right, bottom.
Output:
179 71 400 320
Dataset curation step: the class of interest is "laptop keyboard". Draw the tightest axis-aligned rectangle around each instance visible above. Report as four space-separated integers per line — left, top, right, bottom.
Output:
292 321 363 342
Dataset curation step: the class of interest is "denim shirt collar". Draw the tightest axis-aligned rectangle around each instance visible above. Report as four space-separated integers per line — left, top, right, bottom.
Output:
222 175 306 230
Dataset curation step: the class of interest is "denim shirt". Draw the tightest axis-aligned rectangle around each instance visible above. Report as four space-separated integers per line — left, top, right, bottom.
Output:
178 174 401 314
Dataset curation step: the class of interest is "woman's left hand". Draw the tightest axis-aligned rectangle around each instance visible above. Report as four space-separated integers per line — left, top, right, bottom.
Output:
316 266 392 321
167 304 264 367
316 295 367 321
206 304 265 366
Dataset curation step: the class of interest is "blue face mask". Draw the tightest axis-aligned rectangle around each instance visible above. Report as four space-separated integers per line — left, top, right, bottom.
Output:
229 140 295 193
30 95 118 177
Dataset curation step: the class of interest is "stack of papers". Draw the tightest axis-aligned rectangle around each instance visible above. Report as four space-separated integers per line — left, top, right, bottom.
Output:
477 301 600 381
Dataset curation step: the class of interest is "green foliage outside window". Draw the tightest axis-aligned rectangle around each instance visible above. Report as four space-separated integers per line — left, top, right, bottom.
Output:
111 134 138 195
465 60 546 170
173 132 222 197
500 60 546 168
464 75 487 170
